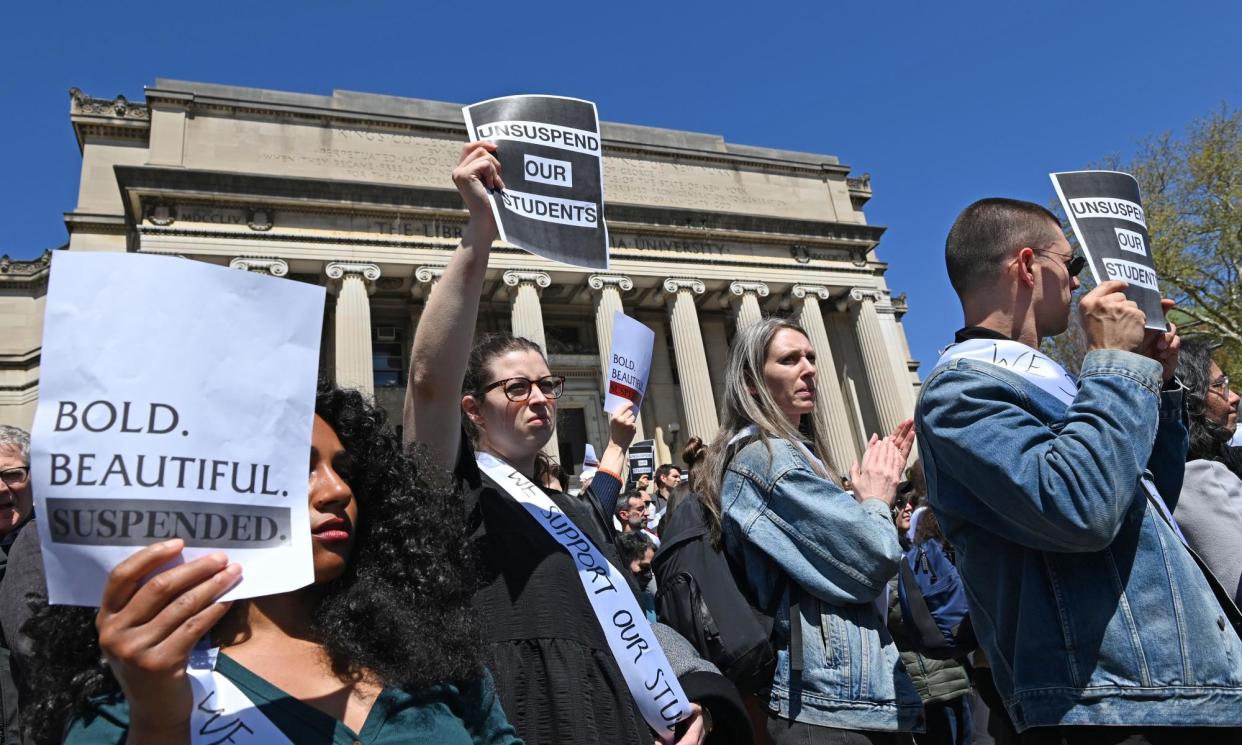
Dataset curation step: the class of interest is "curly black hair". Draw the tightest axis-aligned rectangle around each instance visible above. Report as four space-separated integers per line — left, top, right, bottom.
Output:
22 382 482 742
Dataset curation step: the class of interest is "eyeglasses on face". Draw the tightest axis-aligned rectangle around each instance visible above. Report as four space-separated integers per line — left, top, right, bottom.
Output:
0 467 29 488
1209 374 1231 396
481 375 566 402
1032 248 1087 278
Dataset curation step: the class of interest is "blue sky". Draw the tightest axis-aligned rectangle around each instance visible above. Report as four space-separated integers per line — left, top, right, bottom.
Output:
3 0 1239 373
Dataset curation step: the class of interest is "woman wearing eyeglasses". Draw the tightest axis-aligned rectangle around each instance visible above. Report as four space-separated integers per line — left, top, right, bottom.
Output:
402 143 731 745
1171 338 1242 606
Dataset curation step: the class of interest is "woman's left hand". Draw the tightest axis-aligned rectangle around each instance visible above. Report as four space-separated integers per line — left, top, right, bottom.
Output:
887 418 916 461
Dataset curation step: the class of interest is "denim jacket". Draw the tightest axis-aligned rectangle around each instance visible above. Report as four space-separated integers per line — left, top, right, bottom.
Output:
916 348 1242 731
720 436 923 731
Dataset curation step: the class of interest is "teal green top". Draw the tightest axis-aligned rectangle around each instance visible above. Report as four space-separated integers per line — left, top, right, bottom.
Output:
65 654 523 745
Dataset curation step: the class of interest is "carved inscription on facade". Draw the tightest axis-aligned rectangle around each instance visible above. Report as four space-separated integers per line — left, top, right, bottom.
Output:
605 158 821 218
256 128 458 183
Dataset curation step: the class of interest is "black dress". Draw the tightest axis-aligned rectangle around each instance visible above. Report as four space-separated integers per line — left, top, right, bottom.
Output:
455 443 651 745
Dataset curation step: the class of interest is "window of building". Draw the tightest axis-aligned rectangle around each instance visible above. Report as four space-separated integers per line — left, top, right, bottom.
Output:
372 324 404 388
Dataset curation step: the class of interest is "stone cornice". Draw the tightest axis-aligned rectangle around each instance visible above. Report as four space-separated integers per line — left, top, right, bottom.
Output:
587 274 634 293
113 166 887 248
69 88 150 152
229 256 289 276
140 80 854 178
0 250 52 288
663 278 706 295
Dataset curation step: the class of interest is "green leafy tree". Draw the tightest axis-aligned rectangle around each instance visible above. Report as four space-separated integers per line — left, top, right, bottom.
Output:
1044 104 1241 379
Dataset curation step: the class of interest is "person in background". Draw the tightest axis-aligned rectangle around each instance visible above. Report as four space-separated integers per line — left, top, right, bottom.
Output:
700 316 922 743
666 437 709 519
618 530 658 623
1172 337 1242 606
650 464 682 524
0 425 34 744
888 509 974 745
0 427 33 544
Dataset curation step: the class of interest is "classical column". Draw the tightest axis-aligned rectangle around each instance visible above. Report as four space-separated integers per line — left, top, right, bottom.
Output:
847 287 908 433
664 278 719 442
588 274 645 441
502 270 558 460
229 257 289 277
325 262 381 397
792 284 858 474
874 300 918 418
729 281 769 330
646 317 678 466
700 319 729 408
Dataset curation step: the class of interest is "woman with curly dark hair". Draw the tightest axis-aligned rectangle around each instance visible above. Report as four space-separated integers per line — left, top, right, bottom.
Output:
23 383 521 744
1172 338 1242 606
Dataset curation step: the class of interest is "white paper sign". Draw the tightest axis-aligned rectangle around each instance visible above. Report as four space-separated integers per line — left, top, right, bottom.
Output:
604 312 654 414
32 252 324 606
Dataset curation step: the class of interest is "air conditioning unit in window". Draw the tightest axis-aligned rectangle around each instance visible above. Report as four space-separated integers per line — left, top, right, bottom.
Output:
376 326 398 342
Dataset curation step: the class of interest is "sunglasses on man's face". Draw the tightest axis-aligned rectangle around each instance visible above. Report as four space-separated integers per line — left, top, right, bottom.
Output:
1032 248 1087 278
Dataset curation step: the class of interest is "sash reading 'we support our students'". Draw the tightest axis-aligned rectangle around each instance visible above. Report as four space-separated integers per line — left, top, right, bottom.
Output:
187 644 293 745
934 338 1182 540
475 452 690 743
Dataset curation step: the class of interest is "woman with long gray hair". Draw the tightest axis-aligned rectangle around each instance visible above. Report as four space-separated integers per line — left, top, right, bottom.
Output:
699 317 922 744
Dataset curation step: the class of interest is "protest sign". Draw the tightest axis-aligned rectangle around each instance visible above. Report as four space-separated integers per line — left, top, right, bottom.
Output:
1050 170 1165 330
32 252 324 606
463 95 609 270
604 312 654 414
626 439 656 491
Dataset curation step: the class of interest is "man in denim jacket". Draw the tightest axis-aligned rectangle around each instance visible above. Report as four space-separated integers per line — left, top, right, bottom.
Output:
916 198 1242 744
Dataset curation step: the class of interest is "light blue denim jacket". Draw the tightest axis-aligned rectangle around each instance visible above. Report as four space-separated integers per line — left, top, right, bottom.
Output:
721 436 923 731
916 348 1242 731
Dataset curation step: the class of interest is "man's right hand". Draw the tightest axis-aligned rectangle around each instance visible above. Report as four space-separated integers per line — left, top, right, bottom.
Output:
1079 280 1146 353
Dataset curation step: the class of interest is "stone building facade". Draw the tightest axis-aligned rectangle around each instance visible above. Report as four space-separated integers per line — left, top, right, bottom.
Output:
1 80 919 478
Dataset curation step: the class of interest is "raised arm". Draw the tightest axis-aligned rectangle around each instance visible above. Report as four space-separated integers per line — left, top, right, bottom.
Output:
403 142 504 467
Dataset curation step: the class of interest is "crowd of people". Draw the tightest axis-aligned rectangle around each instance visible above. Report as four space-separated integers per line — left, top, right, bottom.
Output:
0 144 1236 744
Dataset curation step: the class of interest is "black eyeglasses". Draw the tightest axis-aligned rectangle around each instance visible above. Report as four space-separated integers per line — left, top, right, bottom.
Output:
0 467 29 487
1033 248 1087 277
481 375 566 402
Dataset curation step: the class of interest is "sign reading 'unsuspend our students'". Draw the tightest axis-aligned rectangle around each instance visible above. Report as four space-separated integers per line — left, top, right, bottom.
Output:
1050 170 1166 330
463 95 610 270
32 252 324 606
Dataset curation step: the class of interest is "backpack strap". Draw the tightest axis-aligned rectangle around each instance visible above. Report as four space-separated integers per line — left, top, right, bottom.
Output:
723 431 806 672
899 553 951 650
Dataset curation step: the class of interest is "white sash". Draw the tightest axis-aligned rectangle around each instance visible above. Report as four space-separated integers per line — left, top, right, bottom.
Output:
475 452 690 743
187 644 295 745
935 337 1185 543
